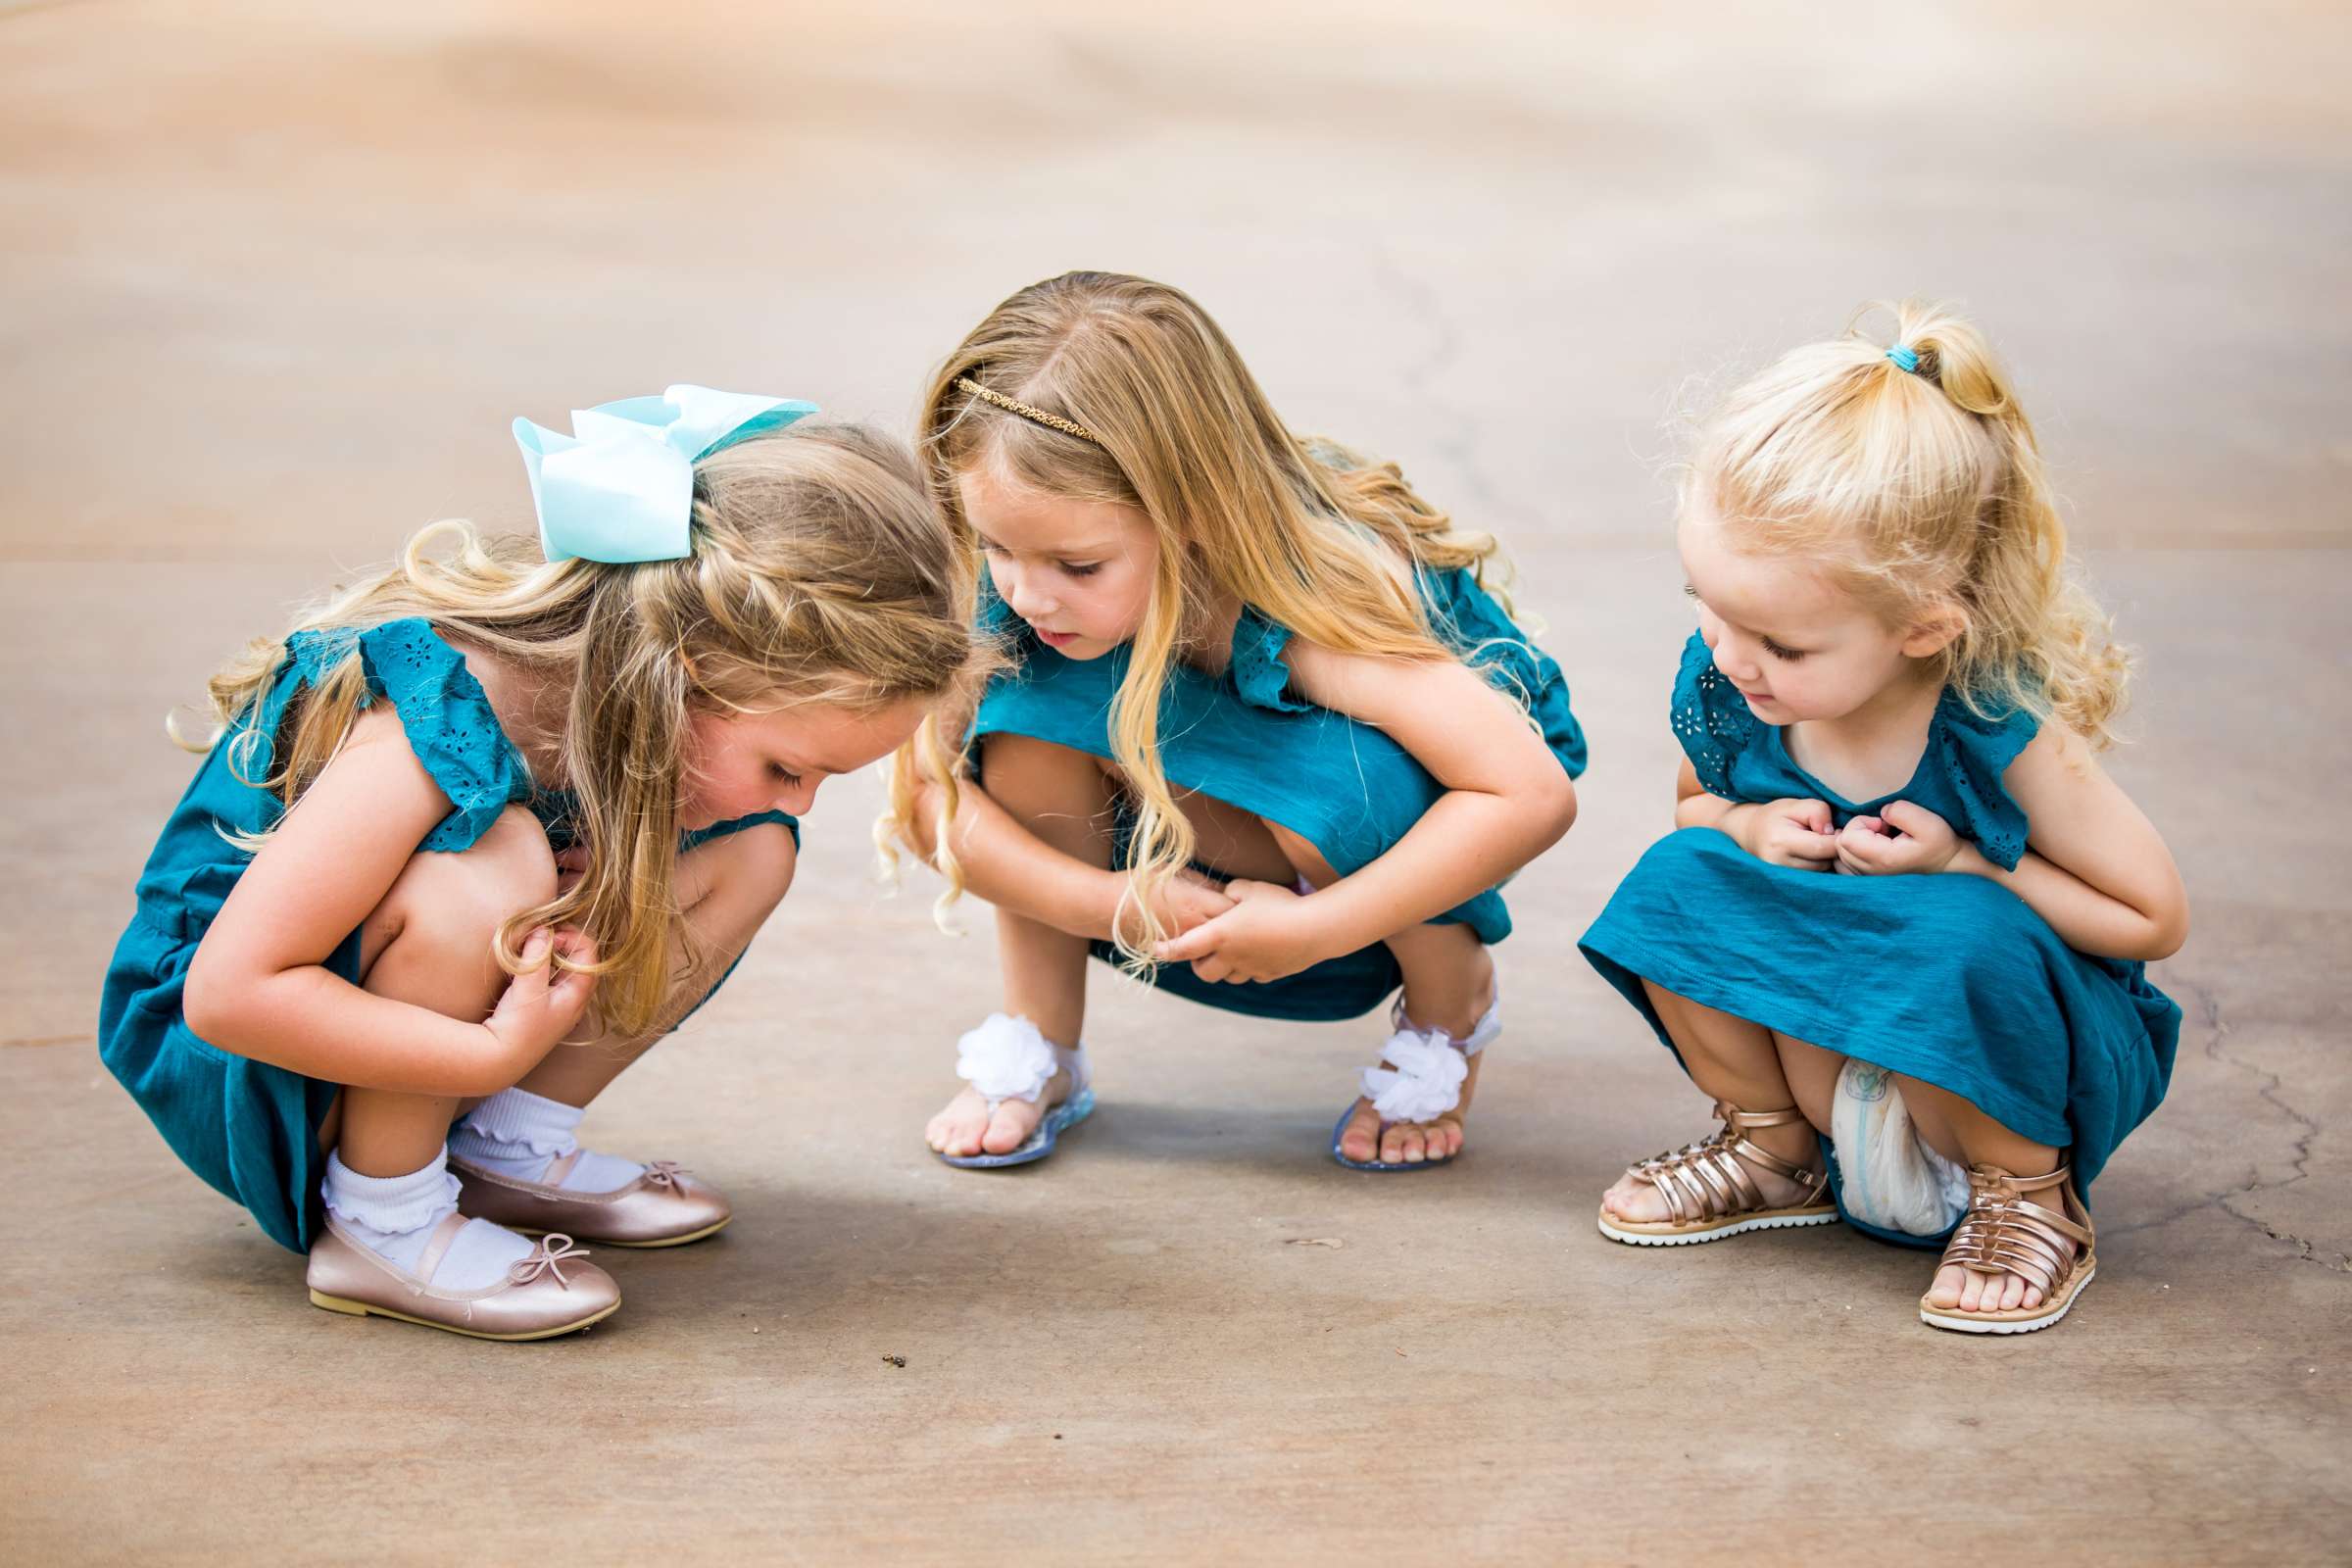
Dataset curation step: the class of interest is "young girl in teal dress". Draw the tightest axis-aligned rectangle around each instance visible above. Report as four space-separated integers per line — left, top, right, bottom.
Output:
1578 305 2187 1334
880 271 1585 1172
99 389 981 1339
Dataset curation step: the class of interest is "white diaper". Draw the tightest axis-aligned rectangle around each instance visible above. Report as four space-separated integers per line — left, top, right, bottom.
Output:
1829 1059 1970 1235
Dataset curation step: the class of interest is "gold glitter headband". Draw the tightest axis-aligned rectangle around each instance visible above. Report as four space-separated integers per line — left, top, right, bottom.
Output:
956 376 1101 445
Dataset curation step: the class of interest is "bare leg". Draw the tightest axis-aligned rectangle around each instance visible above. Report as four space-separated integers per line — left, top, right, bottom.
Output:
927 735 1117 1157
328 807 558 1177
1597 983 1825 1222
1898 1074 2074 1314
1770 1032 1845 1139
1260 824 1496 1166
511 821 799 1112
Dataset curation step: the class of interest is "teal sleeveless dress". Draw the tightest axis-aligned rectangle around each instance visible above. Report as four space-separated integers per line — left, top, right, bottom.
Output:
97 618 795 1253
967 567 1587 1020
1579 632 2178 1244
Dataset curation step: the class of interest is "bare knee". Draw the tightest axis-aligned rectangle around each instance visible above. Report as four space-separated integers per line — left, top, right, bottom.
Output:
981 733 1100 796
1262 821 1336 889
363 806 556 977
682 820 798 920
1773 1035 1843 1134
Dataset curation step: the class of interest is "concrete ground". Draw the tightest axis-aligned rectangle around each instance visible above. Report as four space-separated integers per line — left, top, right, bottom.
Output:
3 3 2347 1561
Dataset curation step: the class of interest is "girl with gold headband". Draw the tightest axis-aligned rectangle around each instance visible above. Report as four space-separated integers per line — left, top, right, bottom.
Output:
882 271 1586 1171
100 391 985 1338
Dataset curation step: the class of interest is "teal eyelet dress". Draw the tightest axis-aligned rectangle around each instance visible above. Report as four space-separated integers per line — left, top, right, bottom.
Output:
1578 631 2179 1246
97 618 795 1253
966 567 1587 1020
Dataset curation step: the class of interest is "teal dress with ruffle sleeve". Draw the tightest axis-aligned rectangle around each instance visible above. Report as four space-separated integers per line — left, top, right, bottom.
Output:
1578 631 2178 1242
97 617 794 1253
967 567 1587 1021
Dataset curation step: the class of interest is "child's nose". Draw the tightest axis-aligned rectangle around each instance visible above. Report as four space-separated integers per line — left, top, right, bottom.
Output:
1005 576 1057 619
1712 635 1760 683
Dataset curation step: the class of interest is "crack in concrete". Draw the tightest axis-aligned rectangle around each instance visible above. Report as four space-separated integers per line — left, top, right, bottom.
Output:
1370 250 1544 540
3 1034 92 1049
2124 974 2350 1272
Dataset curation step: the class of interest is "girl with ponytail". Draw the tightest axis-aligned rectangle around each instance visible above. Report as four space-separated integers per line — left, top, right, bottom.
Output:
1579 305 2187 1335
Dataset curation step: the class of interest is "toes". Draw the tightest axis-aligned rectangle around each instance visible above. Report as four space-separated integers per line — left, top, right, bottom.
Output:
1339 1102 1382 1161
1927 1265 1967 1308
928 1092 996 1156
980 1102 1042 1155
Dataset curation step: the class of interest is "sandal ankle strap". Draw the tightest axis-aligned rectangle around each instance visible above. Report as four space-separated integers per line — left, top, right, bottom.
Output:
1940 1164 2092 1295
1630 1102 1827 1225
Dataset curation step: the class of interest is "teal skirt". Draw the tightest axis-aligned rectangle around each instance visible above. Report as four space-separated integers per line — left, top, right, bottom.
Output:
99 810 795 1253
1578 829 2179 1212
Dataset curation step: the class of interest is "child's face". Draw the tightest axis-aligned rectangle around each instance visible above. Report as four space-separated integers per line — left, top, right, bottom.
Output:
1677 497 1945 723
958 461 1157 662
680 694 931 830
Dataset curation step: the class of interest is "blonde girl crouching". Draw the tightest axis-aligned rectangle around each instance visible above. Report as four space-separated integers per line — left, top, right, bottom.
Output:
881 272 1586 1173
100 391 986 1339
1578 307 2187 1334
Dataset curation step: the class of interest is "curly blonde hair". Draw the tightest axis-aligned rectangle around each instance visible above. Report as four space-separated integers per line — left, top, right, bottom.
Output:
182 423 986 1036
1694 299 2131 748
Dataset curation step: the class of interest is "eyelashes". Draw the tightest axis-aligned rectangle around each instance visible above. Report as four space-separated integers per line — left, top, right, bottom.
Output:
1687 586 1806 661
980 541 1101 579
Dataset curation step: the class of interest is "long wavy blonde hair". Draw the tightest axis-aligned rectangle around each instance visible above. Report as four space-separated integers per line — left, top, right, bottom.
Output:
1694 300 2131 748
878 270 1507 962
185 423 985 1037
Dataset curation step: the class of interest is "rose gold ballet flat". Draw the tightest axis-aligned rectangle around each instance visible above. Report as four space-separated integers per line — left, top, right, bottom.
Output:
306 1215 620 1341
450 1154 732 1248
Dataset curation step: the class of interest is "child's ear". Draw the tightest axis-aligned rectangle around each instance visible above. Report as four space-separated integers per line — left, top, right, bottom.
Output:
1900 602 1968 660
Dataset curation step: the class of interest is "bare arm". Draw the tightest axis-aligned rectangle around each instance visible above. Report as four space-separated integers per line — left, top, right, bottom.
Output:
1675 757 1757 832
1944 726 2189 961
905 766 1230 943
1268 642 1578 959
921 775 1117 938
181 707 575 1097
1674 757 1839 870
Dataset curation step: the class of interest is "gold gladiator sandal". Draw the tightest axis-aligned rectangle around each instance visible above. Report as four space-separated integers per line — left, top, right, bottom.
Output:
1597 1101 1838 1246
1918 1163 2096 1335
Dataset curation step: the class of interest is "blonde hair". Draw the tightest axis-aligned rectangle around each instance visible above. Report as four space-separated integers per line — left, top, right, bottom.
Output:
879 270 1507 962
1693 300 2130 748
184 423 985 1037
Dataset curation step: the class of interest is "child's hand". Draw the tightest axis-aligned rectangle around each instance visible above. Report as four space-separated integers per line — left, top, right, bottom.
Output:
1152 879 1327 985
1111 867 1235 949
1734 798 1838 871
484 927 599 1072
1834 801 1961 876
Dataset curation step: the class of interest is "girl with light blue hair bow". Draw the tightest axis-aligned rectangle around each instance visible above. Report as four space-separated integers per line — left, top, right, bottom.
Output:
99 389 986 1341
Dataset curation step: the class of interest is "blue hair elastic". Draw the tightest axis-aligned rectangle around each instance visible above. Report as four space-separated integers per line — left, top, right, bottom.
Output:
1885 344 1922 374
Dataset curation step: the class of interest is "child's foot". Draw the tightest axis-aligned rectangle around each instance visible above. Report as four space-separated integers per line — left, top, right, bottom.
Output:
451 1155 732 1248
449 1088 731 1246
311 1148 619 1340
1919 1164 2095 1334
925 1013 1091 1162
1333 977 1500 1168
1595 1102 1836 1244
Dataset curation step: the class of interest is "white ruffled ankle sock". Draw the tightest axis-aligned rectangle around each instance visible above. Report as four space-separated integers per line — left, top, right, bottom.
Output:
320 1146 535 1291
450 1088 645 1194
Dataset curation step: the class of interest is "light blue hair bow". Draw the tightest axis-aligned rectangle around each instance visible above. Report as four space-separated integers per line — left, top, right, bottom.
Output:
513 385 818 564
